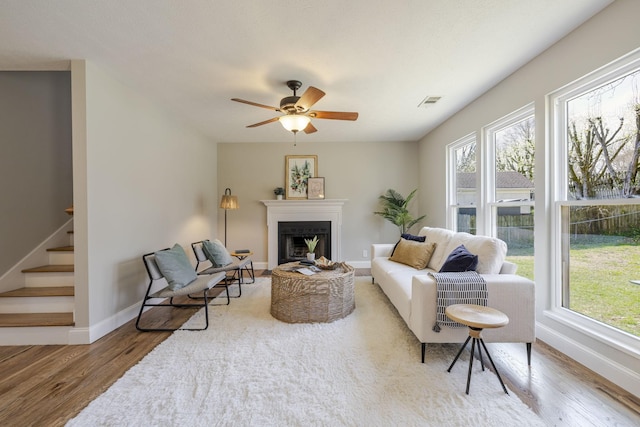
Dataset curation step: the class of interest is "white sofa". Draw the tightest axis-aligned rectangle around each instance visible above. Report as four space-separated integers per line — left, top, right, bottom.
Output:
371 227 535 363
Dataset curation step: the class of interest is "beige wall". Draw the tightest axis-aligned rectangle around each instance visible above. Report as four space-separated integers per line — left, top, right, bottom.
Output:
217 140 420 266
72 60 218 342
417 0 640 396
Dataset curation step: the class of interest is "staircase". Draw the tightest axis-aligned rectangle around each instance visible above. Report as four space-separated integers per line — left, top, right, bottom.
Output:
0 230 76 344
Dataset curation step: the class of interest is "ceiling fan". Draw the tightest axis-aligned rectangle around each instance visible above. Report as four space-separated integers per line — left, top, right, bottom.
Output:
231 80 358 134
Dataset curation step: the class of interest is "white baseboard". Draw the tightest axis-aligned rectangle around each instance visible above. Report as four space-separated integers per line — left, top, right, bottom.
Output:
345 260 371 269
253 261 267 270
65 302 140 345
537 322 640 398
68 327 91 344
82 302 141 344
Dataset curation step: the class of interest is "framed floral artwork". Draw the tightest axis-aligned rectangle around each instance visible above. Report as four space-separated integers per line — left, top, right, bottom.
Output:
285 155 317 199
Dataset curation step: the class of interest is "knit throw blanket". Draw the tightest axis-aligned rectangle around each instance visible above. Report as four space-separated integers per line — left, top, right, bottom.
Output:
430 271 487 332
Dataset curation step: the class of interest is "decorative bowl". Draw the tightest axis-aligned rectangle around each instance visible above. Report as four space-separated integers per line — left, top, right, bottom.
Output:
315 256 338 270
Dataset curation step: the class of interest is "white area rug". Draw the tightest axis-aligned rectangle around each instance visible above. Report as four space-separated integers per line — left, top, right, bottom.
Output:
68 277 544 426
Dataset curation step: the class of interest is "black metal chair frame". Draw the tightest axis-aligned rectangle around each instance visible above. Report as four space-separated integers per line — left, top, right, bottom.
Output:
191 240 255 298
136 250 229 332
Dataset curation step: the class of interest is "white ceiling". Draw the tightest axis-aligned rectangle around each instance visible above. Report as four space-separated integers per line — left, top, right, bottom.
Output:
0 0 613 143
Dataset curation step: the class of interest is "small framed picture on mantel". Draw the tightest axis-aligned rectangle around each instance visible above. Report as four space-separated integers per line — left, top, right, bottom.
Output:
307 177 325 200
307 177 324 200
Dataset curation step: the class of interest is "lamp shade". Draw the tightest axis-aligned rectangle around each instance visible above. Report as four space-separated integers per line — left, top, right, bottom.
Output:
220 188 239 210
279 114 311 133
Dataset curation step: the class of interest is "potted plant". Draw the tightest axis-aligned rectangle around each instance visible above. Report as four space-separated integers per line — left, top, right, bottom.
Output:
274 187 285 200
373 188 426 234
304 235 319 261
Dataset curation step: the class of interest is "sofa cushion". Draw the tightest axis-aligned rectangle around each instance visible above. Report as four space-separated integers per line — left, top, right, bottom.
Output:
420 227 456 271
389 239 436 270
439 244 478 272
384 269 420 323
443 232 507 274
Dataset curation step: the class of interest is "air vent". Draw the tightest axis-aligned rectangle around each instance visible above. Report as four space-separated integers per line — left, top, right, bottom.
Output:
418 96 441 108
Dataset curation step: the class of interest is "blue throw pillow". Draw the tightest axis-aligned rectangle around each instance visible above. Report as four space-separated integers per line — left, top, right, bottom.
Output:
401 233 426 242
154 244 197 290
202 239 233 267
439 244 478 272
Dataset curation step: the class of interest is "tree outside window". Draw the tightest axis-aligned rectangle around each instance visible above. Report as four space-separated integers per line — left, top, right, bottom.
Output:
560 67 640 338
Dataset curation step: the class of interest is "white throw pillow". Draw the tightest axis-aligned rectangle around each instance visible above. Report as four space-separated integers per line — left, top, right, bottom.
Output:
422 227 456 271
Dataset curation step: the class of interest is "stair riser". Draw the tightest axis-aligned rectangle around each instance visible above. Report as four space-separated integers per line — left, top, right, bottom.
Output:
0 327 74 345
0 297 74 313
49 252 74 265
25 273 74 287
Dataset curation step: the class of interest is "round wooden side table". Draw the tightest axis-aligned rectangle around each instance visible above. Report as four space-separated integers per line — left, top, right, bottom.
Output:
445 304 510 395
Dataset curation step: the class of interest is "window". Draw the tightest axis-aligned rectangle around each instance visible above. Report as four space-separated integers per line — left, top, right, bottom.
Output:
551 49 640 341
484 105 535 280
447 134 477 234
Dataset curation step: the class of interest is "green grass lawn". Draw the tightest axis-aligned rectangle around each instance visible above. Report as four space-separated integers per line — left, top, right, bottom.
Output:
506 244 640 337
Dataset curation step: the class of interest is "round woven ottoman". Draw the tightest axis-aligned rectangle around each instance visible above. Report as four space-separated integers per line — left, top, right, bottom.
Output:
271 262 355 323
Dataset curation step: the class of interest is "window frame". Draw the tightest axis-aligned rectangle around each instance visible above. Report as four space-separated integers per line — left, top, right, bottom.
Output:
547 48 640 355
481 103 535 237
446 133 477 232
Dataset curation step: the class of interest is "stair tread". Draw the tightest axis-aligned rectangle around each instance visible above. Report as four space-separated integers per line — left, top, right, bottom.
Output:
0 286 74 298
47 246 74 252
21 265 74 273
0 312 74 327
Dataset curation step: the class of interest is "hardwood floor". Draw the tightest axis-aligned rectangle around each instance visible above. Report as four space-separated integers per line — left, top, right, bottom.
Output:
0 270 638 426
492 341 639 426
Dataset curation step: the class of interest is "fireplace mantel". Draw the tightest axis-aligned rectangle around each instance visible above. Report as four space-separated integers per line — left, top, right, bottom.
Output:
261 199 347 269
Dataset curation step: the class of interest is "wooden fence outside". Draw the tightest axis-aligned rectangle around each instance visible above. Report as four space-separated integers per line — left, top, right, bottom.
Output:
459 205 639 246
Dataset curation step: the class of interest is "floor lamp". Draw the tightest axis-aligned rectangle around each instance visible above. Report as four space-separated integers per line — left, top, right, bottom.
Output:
220 188 239 247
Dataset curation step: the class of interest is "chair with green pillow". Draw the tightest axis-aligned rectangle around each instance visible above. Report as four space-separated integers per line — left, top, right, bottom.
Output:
137 244 229 332
191 239 255 298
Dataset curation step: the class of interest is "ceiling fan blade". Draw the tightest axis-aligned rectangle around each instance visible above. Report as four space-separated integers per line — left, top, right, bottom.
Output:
295 86 325 111
309 110 359 121
231 98 280 111
303 122 317 134
246 117 280 128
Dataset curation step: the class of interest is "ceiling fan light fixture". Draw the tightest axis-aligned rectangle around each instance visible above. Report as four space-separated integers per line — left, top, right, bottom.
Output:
279 114 311 133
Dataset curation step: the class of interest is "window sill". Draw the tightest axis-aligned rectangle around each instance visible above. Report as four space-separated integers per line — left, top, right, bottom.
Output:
543 308 640 360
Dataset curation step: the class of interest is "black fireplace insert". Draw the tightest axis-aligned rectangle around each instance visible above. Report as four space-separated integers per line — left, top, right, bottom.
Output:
277 221 331 264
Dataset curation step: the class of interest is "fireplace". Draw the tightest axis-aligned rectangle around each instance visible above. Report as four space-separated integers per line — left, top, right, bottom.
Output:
261 199 346 269
278 221 331 264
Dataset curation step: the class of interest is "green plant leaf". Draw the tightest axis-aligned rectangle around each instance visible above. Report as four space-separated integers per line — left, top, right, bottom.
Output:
373 188 425 235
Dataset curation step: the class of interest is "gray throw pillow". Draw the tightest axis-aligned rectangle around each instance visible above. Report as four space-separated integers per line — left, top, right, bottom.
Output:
202 239 233 267
154 244 197 290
